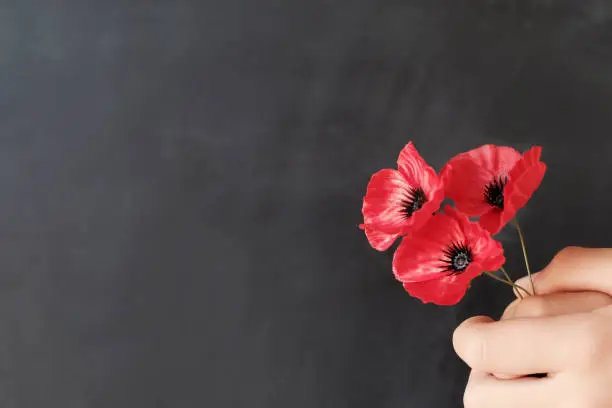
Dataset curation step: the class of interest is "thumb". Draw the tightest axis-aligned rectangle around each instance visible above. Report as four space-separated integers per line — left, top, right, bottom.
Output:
515 247 612 296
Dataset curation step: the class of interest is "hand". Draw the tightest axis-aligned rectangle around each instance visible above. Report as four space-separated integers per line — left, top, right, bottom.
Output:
453 247 612 408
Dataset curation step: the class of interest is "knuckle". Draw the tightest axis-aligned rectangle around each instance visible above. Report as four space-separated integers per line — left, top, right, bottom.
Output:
472 337 487 369
551 246 582 266
453 319 488 368
458 336 486 368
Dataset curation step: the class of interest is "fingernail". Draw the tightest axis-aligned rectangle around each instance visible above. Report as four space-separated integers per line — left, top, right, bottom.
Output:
494 373 521 380
515 272 540 289
515 276 528 287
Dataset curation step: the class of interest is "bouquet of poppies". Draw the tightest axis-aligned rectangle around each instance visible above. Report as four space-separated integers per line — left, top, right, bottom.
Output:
360 143 546 305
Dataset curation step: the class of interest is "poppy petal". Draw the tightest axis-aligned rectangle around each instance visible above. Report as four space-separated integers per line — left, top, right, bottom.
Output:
478 209 504 235
505 146 547 217
392 210 467 283
360 224 401 252
441 145 521 216
445 206 506 271
509 146 542 178
468 232 506 272
506 163 546 214
402 275 472 306
467 144 522 175
478 249 506 273
397 142 440 194
362 169 416 235
394 205 505 305
362 165 444 251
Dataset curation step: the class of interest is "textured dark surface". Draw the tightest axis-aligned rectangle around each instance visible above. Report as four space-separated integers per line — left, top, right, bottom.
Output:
2 1 612 407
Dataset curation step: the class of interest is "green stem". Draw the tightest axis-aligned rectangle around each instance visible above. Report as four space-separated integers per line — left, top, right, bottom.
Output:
483 271 529 298
513 217 536 296
500 266 531 297
500 266 513 284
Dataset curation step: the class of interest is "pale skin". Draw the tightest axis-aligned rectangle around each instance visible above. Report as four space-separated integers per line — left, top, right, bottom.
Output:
453 247 612 408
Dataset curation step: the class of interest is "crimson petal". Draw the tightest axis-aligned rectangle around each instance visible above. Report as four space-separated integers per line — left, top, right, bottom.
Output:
361 143 444 251
402 273 472 306
505 146 547 218
393 205 505 305
441 145 521 216
397 142 440 194
359 224 401 252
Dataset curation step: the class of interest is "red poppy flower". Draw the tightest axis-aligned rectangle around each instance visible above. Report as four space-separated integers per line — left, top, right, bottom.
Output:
440 145 546 234
393 206 505 305
361 143 445 251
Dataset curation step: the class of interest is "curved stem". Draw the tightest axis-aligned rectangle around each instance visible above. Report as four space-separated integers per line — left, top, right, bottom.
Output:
483 271 529 298
500 266 513 284
515 282 532 298
513 218 536 295
500 266 531 297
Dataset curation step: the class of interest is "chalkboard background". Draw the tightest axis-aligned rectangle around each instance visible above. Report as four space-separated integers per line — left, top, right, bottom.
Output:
2 1 612 407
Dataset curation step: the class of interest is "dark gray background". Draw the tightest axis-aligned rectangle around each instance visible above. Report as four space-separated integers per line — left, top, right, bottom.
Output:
1 1 611 407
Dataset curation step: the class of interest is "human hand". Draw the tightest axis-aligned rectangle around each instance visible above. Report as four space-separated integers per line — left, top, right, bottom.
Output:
453 247 612 408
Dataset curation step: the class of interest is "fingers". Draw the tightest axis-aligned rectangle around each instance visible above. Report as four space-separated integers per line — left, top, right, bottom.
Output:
502 291 612 320
464 370 556 408
493 292 612 380
453 313 588 375
516 247 612 296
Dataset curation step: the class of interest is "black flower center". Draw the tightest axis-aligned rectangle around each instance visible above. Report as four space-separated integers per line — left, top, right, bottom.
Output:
400 187 427 218
484 176 507 209
441 242 473 275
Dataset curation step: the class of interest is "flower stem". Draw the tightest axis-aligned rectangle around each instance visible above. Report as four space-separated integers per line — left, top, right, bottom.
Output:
513 217 536 296
499 266 531 298
500 266 513 284
483 271 529 298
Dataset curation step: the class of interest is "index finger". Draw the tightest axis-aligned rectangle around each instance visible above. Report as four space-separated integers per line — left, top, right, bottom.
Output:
519 247 612 296
453 313 588 375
